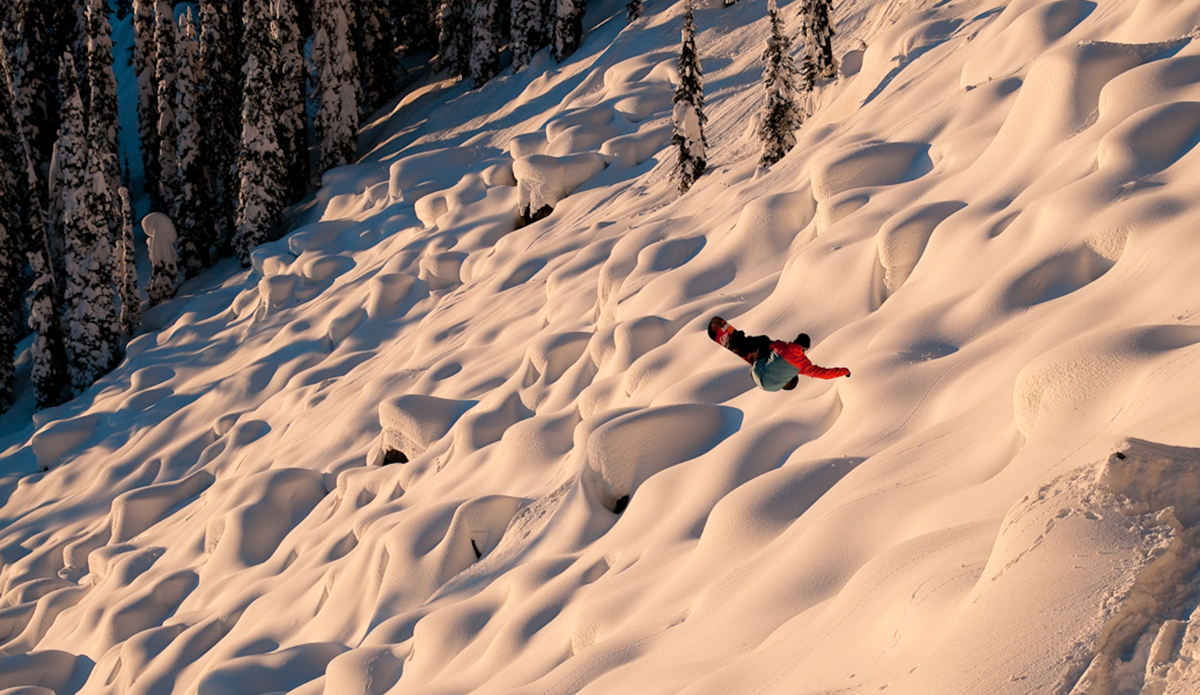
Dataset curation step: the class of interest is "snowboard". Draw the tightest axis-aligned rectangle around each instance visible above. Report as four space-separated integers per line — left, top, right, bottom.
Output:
708 316 767 364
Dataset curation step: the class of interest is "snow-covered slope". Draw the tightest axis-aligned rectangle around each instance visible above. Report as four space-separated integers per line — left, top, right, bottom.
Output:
7 0 1200 693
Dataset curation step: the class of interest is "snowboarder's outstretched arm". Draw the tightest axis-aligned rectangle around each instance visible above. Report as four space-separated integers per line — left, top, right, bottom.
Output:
770 341 850 379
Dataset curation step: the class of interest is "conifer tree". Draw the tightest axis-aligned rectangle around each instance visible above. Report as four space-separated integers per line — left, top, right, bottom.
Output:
2 50 70 407
26 217 71 407
275 0 309 201
241 1 274 70
82 0 123 369
59 54 119 390
758 0 802 168
145 213 178 305
0 46 30 293
82 146 121 370
671 0 706 194
436 0 470 78
173 8 210 277
0 47 26 265
0 207 15 413
85 0 121 214
799 0 835 81
13 1 58 184
116 186 140 339
627 0 641 23
198 0 240 255
234 52 286 266
357 0 396 112
56 53 90 376
469 0 499 86
1 1 18 66
131 0 160 208
312 0 360 175
510 0 545 72
154 0 179 214
395 0 437 54
551 0 584 62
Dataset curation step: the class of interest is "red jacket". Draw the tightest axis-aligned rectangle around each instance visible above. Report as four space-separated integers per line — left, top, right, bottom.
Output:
770 341 850 379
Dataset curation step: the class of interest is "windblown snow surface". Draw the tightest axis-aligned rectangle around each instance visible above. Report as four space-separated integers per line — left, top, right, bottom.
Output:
9 0 1200 692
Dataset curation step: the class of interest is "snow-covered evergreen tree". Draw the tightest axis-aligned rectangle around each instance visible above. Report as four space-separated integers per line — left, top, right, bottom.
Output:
436 0 470 78
627 0 641 23
81 149 121 371
469 0 499 86
241 1 274 70
116 186 140 340
56 53 90 378
0 48 22 231
85 0 121 216
144 212 178 305
551 0 584 62
0 208 15 412
274 0 309 202
234 52 286 266
173 8 210 277
154 0 179 214
2 48 69 407
357 0 396 113
1 0 18 68
312 0 360 175
131 0 160 208
758 0 802 168
509 0 545 72
26 220 71 407
799 0 835 81
671 0 706 194
13 1 57 184
59 54 119 390
394 0 437 54
198 0 240 256
0 47 31 289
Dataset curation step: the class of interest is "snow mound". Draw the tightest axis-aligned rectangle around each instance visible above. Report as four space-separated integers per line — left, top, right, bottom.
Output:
202 468 327 569
378 395 475 461
959 0 1093 87
809 141 933 203
582 404 739 511
31 416 99 470
599 123 671 167
906 439 1200 694
0 652 76 693
387 146 486 203
414 173 489 227
513 153 607 218
111 471 215 544
1013 326 1200 440
972 40 1182 178
546 122 622 157
1095 101 1200 175
508 132 547 158
723 191 817 262
876 200 965 296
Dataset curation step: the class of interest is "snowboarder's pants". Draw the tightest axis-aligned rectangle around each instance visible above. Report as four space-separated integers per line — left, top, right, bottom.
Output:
751 350 799 391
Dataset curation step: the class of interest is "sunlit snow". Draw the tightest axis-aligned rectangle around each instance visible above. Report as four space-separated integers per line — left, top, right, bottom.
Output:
6 0 1200 693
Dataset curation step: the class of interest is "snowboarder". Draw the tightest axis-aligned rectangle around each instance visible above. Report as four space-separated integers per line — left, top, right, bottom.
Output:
708 316 850 391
